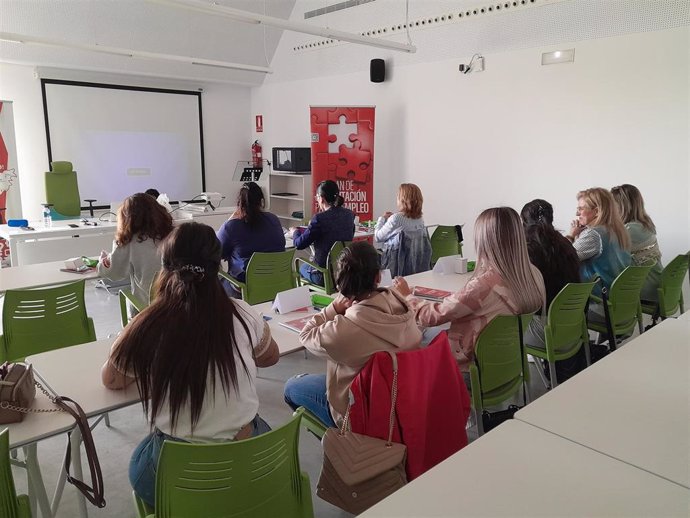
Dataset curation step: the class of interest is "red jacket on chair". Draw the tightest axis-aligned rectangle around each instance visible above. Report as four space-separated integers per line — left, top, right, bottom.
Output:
349 331 471 481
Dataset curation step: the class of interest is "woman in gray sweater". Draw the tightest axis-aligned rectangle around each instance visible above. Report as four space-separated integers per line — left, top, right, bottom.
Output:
98 193 173 311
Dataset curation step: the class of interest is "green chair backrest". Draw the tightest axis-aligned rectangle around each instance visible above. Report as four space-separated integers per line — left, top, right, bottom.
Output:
243 249 296 305
1 429 31 518
545 281 597 357
470 314 532 409
153 413 313 518
45 161 81 218
0 280 96 362
430 225 462 266
608 265 652 334
120 272 160 327
657 254 689 318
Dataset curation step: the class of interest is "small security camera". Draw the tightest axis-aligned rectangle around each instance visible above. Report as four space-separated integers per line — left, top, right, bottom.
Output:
458 64 468 73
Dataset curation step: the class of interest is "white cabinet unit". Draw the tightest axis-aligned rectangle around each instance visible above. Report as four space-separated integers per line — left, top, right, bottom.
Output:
269 173 312 226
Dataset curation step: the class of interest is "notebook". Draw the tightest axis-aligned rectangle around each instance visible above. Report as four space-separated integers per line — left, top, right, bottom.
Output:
278 315 315 333
412 286 452 301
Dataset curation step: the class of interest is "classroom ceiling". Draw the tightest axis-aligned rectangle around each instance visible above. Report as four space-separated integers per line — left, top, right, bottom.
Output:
0 0 688 87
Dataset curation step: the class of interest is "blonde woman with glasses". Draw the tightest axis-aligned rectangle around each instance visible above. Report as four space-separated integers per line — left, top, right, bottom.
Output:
567 188 631 294
610 184 662 302
394 207 545 375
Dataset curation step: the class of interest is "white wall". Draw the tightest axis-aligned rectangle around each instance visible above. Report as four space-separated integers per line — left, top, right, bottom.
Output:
252 27 689 263
0 63 251 220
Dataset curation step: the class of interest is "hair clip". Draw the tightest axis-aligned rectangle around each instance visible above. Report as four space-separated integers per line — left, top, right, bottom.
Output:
180 264 205 274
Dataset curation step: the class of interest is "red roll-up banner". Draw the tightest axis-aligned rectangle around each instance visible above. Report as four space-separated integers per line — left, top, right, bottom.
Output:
310 106 375 221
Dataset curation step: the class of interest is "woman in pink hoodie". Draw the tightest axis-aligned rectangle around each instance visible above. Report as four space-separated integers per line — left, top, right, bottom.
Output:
284 241 422 427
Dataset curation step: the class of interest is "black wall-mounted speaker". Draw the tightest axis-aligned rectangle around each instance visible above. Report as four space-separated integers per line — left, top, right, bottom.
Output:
370 59 385 83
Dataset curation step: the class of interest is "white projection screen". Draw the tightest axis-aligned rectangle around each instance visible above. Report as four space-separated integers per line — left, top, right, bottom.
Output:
42 80 205 205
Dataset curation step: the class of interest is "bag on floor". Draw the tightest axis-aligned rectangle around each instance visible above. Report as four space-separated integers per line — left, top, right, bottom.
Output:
317 353 407 515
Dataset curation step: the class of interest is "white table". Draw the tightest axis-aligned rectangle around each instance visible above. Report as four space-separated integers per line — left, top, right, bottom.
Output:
361 419 690 517
516 318 690 489
678 310 690 322
284 226 376 249
0 220 117 267
0 260 100 292
0 207 238 267
253 301 319 356
3 339 135 518
404 269 472 294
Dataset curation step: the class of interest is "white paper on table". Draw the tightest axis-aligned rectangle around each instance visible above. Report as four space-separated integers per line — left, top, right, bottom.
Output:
379 269 393 287
272 286 312 314
432 255 463 275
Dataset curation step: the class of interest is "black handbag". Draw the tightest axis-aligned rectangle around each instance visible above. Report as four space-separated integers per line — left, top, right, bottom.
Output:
479 316 528 433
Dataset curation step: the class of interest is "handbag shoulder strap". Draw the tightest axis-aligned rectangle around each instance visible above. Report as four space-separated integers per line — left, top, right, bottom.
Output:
517 315 527 407
601 286 617 351
55 396 106 508
341 351 400 446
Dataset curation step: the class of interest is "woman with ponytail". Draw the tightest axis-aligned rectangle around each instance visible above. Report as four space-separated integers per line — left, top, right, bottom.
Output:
521 200 583 381
291 179 355 286
217 182 285 296
102 222 279 507
284 241 421 427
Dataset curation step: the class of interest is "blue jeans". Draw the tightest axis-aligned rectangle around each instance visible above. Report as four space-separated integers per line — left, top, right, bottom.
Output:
299 263 324 286
284 373 335 428
129 415 271 508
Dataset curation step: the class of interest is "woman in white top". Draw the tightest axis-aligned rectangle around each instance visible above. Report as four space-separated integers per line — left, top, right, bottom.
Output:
375 183 430 276
101 222 279 508
97 193 173 309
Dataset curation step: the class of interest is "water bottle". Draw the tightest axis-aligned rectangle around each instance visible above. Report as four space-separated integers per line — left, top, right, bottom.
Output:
42 204 52 228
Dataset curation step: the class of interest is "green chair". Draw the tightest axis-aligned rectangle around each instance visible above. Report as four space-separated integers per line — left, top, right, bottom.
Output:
525 281 597 389
295 241 349 295
588 265 652 348
469 314 533 436
119 272 160 327
44 161 81 219
0 430 31 518
0 280 97 362
641 254 689 323
133 412 314 518
293 406 328 440
219 249 296 305
430 225 463 266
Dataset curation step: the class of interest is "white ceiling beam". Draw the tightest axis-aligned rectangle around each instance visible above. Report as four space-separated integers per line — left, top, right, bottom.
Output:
0 32 273 74
148 0 417 54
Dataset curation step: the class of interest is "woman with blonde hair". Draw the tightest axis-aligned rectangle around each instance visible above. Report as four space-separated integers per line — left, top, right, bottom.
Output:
393 207 545 371
611 184 662 301
567 187 631 292
375 183 431 276
98 193 173 312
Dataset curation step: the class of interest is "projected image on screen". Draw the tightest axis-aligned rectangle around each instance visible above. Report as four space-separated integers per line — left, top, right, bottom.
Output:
43 81 204 204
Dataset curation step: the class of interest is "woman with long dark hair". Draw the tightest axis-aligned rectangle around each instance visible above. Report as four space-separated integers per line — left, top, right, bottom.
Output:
291 180 355 286
98 192 173 311
521 199 584 381
217 182 285 295
102 222 279 507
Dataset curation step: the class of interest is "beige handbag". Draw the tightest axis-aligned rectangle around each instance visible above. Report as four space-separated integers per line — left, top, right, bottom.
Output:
0 362 37 424
317 352 407 515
